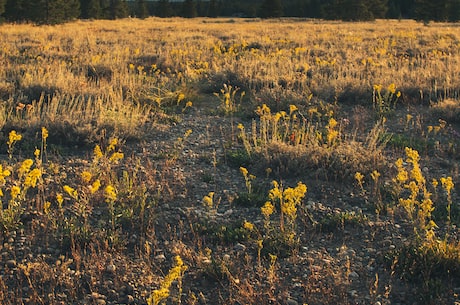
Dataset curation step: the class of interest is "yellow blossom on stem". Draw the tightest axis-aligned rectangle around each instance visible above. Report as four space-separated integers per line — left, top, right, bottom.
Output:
261 201 274 218
0 165 11 185
63 185 78 199
81 171 92 184
44 201 51 214
7 130 22 146
202 192 214 208
56 193 64 206
243 220 254 231
24 168 41 188
387 83 397 94
109 152 124 163
440 177 454 194
93 145 103 160
107 138 118 152
11 185 21 200
41 127 48 141
104 185 117 202
19 159 34 177
289 104 298 115
90 179 101 194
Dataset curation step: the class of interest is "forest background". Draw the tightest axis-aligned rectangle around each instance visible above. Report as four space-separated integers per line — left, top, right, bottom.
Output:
0 0 459 25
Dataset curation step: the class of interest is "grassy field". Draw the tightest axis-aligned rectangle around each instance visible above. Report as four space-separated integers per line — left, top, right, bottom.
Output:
0 17 459 305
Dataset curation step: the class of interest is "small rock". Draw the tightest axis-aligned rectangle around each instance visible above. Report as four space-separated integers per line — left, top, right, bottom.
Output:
348 290 358 298
349 271 359 279
286 298 298 305
106 264 116 273
234 243 246 252
155 254 166 262
126 294 135 304
6 260 16 268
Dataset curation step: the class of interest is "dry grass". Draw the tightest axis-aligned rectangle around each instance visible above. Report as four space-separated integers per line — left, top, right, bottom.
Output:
0 17 459 305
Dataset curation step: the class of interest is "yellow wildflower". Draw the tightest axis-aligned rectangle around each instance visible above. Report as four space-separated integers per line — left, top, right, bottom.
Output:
370 170 380 181
44 201 51 215
19 159 34 177
327 130 339 144
109 152 124 163
355 172 364 186
396 168 408 184
440 177 454 193
56 193 64 206
328 117 338 129
11 185 21 200
202 192 214 208
239 167 248 178
432 178 438 189
104 185 117 202
107 138 118 152
34 149 40 158
289 104 298 115
373 84 382 93
0 165 11 185
243 220 254 231
63 185 78 199
261 201 274 218
406 114 413 123
90 179 101 194
41 127 48 140
24 168 41 188
81 171 92 183
7 130 22 146
387 83 397 94
93 145 103 160
405 147 420 163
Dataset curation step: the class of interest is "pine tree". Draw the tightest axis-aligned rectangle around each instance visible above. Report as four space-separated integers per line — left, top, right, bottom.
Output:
181 0 197 18
136 0 149 18
369 0 388 19
109 0 129 19
259 0 283 18
208 0 218 17
414 0 438 22
80 0 102 19
4 0 28 21
0 0 6 19
448 0 460 21
157 0 172 17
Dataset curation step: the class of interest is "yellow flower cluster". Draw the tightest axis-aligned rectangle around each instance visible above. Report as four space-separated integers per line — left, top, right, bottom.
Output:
202 192 214 208
147 256 187 305
261 201 275 218
7 130 22 146
0 164 11 185
243 220 255 231
10 185 21 200
440 177 454 194
266 180 307 232
104 185 117 203
63 185 78 200
18 159 34 178
24 168 41 188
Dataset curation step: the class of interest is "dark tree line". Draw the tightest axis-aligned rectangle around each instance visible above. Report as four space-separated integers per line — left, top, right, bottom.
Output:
0 0 459 24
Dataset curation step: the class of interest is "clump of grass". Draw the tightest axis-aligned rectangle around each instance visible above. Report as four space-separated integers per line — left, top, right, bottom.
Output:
429 98 460 123
238 103 388 180
316 211 368 233
360 147 459 303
